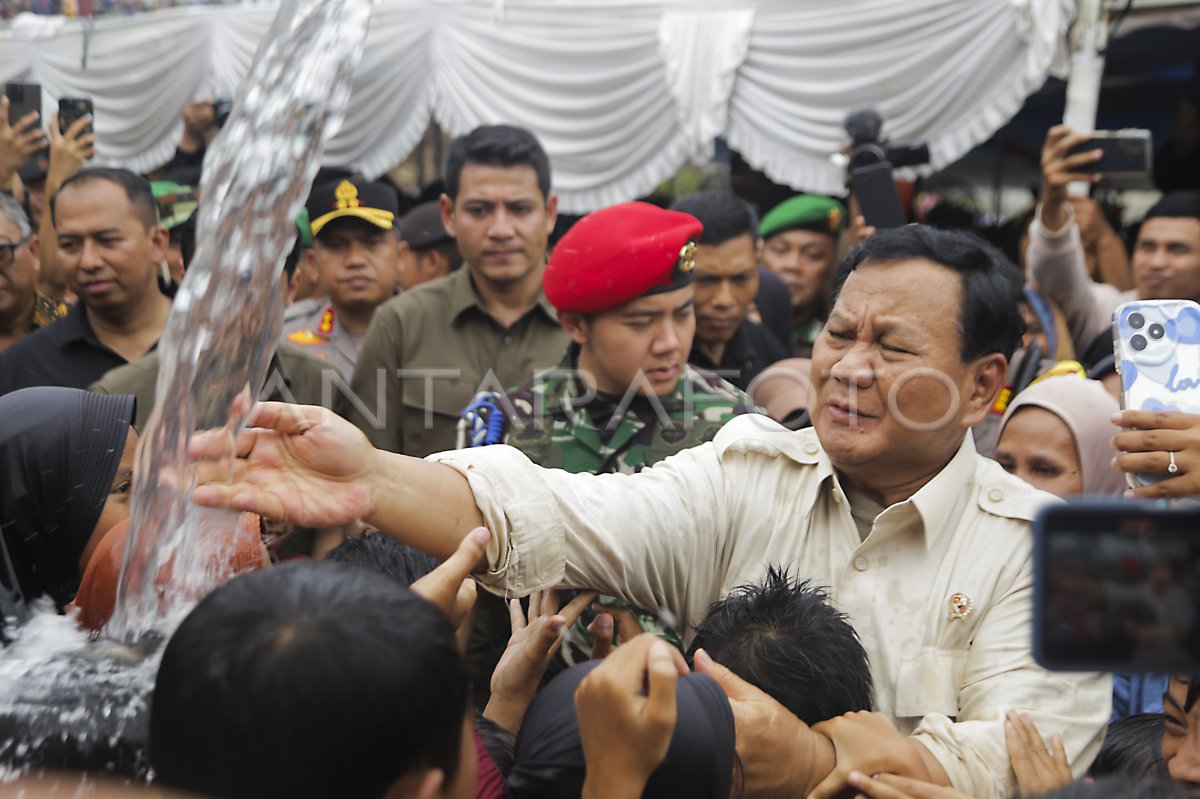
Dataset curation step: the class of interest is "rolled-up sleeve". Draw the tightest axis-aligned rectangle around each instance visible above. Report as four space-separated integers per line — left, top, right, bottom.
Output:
911 553 1110 798
428 442 730 624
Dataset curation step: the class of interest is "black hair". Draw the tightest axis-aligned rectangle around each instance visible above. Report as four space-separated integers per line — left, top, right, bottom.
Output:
150 561 469 799
50 167 157 229
1143 190 1200 224
1186 676 1200 714
1039 777 1184 799
832 225 1024 362
669 191 758 247
475 712 516 776
324 530 441 588
444 125 551 202
1088 713 1166 779
282 230 304 284
687 566 873 725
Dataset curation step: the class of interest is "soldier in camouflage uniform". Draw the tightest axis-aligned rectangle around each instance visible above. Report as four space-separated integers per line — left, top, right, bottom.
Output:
460 201 758 667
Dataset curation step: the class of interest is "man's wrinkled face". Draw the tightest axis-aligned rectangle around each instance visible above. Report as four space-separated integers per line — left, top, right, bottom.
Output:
1134 217 1200 303
312 218 401 314
440 164 556 288
693 234 759 348
55 180 167 316
1163 678 1200 793
0 212 38 319
759 229 836 312
810 259 997 486
570 285 696 399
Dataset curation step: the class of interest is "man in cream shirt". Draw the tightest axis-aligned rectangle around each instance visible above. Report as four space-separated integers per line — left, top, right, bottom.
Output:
192 225 1109 799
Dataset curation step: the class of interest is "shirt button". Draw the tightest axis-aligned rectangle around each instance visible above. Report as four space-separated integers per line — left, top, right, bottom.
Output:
804 442 819 455
988 488 1004 502
502 335 513 347
853 555 868 571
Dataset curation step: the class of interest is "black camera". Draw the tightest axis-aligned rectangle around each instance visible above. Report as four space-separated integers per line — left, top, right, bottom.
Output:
844 108 929 229
212 98 233 129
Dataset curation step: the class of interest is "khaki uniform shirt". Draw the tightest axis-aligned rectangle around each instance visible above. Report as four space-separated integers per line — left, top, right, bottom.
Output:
283 303 363 380
345 267 567 457
90 342 336 433
430 416 1110 798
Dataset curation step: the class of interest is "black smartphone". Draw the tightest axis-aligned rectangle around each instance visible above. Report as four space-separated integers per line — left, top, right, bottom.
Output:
58 96 93 135
5 82 41 128
1065 129 1153 179
850 161 906 229
1033 501 1200 673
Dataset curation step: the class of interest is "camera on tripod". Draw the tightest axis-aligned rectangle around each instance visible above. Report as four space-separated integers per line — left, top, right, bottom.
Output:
844 108 930 229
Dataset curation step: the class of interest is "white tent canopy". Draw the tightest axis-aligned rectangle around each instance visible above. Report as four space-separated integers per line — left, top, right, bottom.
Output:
1 0 1075 212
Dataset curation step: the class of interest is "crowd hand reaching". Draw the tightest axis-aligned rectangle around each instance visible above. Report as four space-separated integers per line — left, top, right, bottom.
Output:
845 772 971 799
587 601 644 659
190 401 380 529
809 711 950 799
484 588 599 734
576 633 689 799
409 527 488 630
693 648 827 798
1113 410 1200 500
846 214 877 251
46 112 96 196
0 97 47 186
1039 125 1101 232
180 99 216 152
1006 711 1073 798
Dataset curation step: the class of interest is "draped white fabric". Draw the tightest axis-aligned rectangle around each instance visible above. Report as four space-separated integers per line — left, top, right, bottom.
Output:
0 0 1073 211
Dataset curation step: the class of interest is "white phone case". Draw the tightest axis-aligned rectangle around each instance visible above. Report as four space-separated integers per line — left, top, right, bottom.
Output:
1112 299 1200 485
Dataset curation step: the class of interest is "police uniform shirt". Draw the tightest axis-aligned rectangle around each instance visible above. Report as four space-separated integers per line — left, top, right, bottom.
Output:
284 303 361 380
0 303 141 396
344 267 568 458
428 417 1110 799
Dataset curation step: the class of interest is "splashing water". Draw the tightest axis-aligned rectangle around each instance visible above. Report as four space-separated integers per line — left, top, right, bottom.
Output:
106 0 378 643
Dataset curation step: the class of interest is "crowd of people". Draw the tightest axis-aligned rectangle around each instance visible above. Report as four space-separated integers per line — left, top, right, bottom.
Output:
1 77 1200 799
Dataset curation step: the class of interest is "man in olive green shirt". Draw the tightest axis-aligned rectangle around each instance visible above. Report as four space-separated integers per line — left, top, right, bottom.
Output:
343 125 567 457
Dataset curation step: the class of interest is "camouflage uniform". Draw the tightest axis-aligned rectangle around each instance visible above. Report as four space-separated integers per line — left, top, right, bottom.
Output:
496 348 759 664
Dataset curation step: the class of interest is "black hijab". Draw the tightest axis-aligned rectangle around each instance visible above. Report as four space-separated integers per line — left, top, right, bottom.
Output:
0 387 136 609
507 659 736 799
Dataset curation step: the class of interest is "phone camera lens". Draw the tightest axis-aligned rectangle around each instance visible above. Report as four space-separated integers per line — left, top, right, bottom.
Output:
1128 313 1145 329
1131 334 1147 352
1149 324 1165 340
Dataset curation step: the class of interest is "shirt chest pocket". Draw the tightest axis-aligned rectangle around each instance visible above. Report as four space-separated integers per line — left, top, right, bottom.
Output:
893 646 968 721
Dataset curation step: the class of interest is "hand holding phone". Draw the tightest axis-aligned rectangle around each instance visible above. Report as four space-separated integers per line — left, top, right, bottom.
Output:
58 97 93 137
1065 130 1152 180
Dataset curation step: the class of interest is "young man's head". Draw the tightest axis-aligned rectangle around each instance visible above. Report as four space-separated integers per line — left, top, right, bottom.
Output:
151 181 198 285
544 202 701 398
51 168 169 322
1162 675 1200 792
757 195 845 316
151 561 475 799
687 566 873 724
669 191 759 353
396 201 463 291
0 192 40 332
1134 190 1200 303
306 178 402 319
439 125 557 290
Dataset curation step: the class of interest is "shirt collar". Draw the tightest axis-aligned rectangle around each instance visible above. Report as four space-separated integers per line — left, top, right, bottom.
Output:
903 433 979 550
50 302 100 348
450 266 558 325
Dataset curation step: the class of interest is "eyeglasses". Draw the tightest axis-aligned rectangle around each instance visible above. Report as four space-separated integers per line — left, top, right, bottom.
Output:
0 234 32 269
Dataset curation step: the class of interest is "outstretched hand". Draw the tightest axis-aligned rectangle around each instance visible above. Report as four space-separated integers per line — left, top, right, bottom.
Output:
1006 711 1073 798
809 711 949 799
0 97 47 185
190 402 381 528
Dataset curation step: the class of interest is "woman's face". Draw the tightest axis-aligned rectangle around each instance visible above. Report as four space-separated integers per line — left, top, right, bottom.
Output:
79 426 138 574
994 407 1084 497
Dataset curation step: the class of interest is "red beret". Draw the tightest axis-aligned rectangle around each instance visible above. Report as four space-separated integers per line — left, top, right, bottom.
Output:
545 201 704 314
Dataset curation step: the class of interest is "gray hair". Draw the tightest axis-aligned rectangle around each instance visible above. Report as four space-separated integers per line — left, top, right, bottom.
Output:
0 192 32 240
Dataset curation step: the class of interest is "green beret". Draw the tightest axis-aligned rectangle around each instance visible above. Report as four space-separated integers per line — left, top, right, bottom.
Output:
758 195 846 240
295 208 313 249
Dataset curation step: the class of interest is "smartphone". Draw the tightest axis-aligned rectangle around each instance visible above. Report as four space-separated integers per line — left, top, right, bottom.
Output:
58 96 93 135
1066 129 1153 179
5 82 41 128
1112 299 1200 485
1033 501 1200 673
850 162 906 229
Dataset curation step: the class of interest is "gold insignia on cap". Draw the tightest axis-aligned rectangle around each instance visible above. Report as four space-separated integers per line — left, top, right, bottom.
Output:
947 592 973 621
827 207 843 233
334 180 361 210
677 241 696 273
